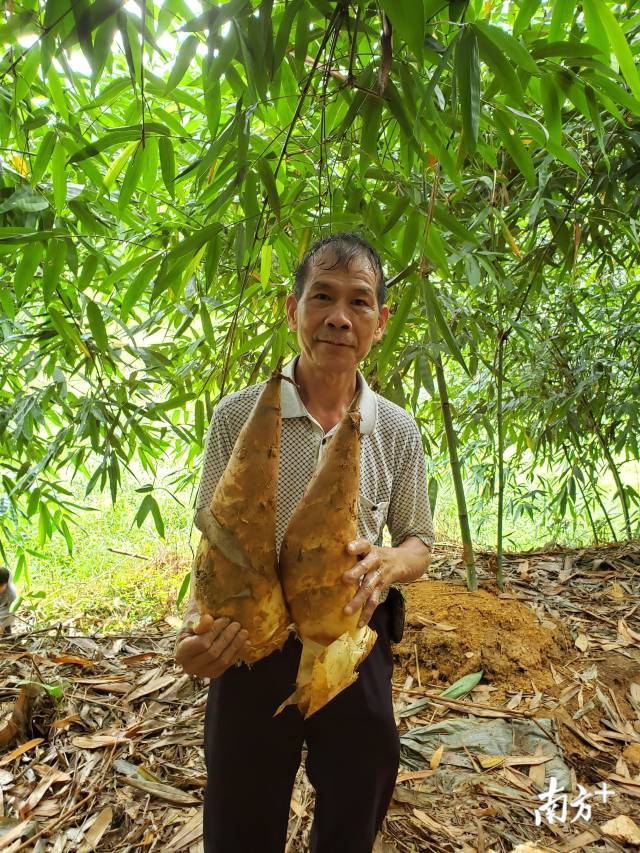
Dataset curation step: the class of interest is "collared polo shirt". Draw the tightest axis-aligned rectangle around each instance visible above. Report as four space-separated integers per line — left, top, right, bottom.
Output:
194 354 434 603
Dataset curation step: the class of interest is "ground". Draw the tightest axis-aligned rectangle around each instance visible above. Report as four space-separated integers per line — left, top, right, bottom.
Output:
1 540 639 852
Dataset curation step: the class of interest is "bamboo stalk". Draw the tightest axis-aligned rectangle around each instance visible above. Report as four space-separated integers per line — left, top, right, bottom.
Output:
496 331 505 591
427 316 477 591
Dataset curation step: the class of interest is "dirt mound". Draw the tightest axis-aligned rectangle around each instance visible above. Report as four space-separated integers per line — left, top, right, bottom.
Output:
394 579 572 698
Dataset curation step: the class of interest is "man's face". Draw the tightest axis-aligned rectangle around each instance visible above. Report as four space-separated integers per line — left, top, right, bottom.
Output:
0 584 6 596
285 250 389 373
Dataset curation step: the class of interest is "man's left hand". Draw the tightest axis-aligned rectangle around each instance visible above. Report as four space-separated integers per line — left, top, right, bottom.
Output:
342 539 400 628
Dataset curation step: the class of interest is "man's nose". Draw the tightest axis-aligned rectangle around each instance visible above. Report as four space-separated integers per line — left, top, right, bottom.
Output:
325 305 352 328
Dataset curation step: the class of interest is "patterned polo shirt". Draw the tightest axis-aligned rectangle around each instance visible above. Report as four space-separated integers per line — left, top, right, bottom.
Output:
194 354 434 604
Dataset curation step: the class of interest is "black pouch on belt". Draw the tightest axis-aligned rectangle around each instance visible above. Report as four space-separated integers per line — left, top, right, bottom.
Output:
385 585 406 643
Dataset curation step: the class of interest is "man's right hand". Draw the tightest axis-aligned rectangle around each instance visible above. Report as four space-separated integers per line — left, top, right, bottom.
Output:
175 615 249 679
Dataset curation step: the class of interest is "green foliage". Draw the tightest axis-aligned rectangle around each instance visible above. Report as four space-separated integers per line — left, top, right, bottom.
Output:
1 0 640 569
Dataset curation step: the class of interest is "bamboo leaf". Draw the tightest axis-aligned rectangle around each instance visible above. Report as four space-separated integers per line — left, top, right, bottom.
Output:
103 140 138 191
177 571 191 607
513 0 540 37
421 278 468 375
47 65 69 121
294 3 310 63
15 244 44 300
141 137 158 193
377 279 417 374
200 303 216 347
31 131 57 184
260 242 272 288
440 670 484 698
474 20 538 75
118 143 143 211
580 0 611 61
51 141 67 212
540 75 562 144
121 256 160 321
455 26 480 154
86 299 108 351
70 124 171 163
380 0 424 60
400 216 421 266
257 158 281 221
135 493 164 536
42 240 67 304
117 10 138 90
474 25 524 106
159 136 176 198
428 477 438 516
584 0 640 101
273 0 303 74
48 305 80 349
492 111 535 187
166 34 199 94
549 0 575 40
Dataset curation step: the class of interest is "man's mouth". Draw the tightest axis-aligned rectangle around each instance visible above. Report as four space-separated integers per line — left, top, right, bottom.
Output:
319 340 351 347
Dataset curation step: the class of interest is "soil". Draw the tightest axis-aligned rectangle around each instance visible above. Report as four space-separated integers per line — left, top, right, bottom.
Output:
394 579 572 699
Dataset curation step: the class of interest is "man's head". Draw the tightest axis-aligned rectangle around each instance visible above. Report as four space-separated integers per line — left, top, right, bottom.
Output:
293 233 386 308
0 566 9 595
286 233 389 372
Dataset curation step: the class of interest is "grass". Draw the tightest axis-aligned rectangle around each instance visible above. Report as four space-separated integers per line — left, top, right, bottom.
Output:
5 461 638 632
6 475 198 633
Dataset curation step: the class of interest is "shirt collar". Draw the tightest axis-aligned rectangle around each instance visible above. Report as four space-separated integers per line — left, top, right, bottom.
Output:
281 354 377 435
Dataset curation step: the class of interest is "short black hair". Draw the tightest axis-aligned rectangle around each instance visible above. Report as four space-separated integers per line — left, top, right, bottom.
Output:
293 232 386 308
0 566 9 585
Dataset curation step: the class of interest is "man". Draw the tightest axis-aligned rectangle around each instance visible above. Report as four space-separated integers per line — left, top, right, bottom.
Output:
176 233 434 852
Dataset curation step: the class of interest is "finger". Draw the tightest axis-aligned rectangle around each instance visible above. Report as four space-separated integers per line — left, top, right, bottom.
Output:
358 586 381 628
216 628 249 669
344 570 381 615
203 621 245 663
193 615 230 637
190 626 248 678
176 618 232 664
346 539 371 557
343 553 381 584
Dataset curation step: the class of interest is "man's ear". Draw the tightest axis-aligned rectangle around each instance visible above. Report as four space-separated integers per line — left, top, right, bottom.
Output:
373 305 390 343
285 293 298 331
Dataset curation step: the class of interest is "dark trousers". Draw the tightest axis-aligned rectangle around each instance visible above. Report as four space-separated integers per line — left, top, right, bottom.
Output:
202 600 400 853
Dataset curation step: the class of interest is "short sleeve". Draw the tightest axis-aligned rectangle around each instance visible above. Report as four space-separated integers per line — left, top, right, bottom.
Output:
194 403 234 518
387 421 434 548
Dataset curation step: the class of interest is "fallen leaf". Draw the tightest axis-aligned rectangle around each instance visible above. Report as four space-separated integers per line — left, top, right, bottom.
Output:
50 654 95 666
477 754 505 769
71 734 129 749
118 776 200 805
77 806 113 852
19 767 71 817
506 691 523 709
51 714 83 730
396 769 433 783
413 809 456 839
600 814 640 846
575 634 589 651
618 619 640 647
0 738 44 767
